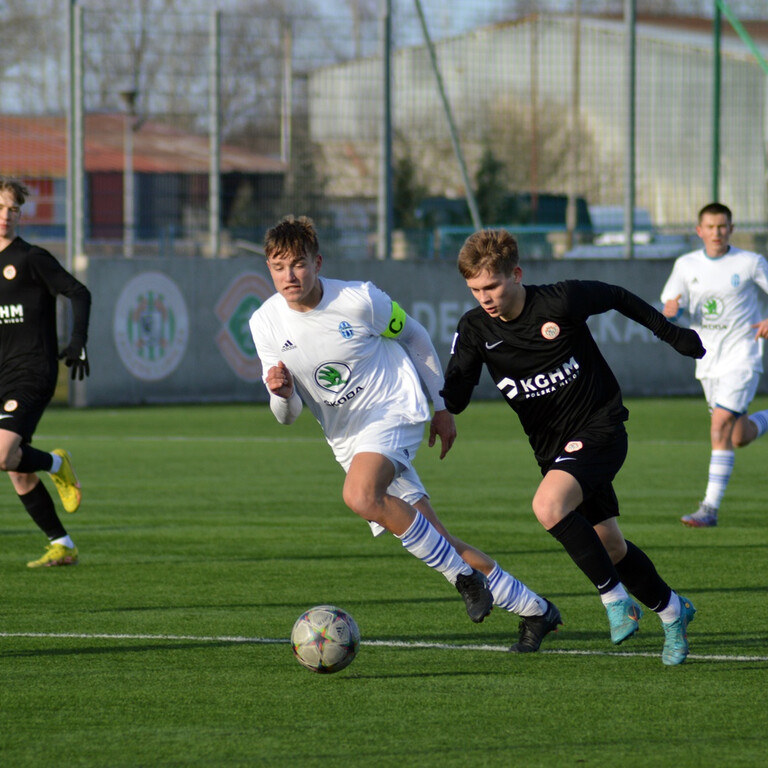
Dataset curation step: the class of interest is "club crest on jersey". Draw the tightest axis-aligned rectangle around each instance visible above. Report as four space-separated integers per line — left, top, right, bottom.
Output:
4 399 18 412
338 321 354 339
564 440 583 453
3 265 16 280
541 322 560 340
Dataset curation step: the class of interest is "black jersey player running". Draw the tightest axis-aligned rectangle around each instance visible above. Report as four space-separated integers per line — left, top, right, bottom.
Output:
0 178 91 568
441 229 705 665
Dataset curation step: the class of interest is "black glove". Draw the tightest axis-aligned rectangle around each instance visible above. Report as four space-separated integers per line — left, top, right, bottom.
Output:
670 327 706 359
59 341 90 380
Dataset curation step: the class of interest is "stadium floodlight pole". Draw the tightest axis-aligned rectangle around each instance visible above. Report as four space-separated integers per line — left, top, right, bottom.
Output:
119 89 137 260
623 0 636 260
566 0 582 252
280 18 293 166
66 0 84 273
209 9 222 259
712 1 721 202
376 0 393 260
413 0 482 232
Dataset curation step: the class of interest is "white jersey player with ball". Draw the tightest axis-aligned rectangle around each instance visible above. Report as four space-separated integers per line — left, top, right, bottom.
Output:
661 202 768 527
251 278 431 480
248 215 563 652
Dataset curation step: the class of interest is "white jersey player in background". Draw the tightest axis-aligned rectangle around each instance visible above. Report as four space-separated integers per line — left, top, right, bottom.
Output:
661 202 768 527
249 215 562 652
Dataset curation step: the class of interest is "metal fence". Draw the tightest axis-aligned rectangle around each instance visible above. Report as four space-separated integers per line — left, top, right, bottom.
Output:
1 1 767 263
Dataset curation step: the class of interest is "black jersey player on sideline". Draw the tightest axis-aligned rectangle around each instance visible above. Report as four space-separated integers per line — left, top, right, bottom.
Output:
0 177 91 568
441 228 705 665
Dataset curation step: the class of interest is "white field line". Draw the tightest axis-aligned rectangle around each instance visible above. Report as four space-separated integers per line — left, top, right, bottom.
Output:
1 631 765 663
36 434 706 448
36 434 326 444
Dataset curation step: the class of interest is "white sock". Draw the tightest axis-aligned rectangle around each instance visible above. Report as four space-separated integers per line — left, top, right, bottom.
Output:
487 563 547 615
748 410 768 439
396 512 471 584
599 583 631 606
49 453 63 473
703 449 734 509
51 535 75 549
656 592 681 623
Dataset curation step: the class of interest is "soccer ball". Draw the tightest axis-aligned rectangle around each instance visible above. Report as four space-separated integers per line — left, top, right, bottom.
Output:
290 605 360 674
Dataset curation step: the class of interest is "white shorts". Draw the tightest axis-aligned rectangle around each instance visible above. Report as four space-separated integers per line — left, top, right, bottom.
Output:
337 420 429 537
700 369 760 415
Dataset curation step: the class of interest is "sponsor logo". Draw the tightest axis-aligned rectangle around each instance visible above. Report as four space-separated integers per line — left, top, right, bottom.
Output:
113 272 189 381
4 399 18 412
3 265 16 280
338 321 354 339
281 340 296 353
731 273 740 288
496 356 580 401
314 362 351 394
323 386 364 407
314 361 364 406
0 303 23 324
702 295 724 320
215 272 275 382
485 339 503 349
554 456 575 463
564 440 583 453
541 321 560 340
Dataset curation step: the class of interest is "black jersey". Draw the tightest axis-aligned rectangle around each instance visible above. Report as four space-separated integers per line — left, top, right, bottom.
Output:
442 280 689 466
0 237 91 394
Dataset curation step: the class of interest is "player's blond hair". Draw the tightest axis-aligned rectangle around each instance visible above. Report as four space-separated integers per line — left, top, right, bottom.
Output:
264 215 319 261
0 177 29 206
457 229 519 279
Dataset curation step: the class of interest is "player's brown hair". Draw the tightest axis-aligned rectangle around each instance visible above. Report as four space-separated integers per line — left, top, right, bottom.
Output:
457 229 520 279
264 215 320 261
698 202 732 224
0 177 29 206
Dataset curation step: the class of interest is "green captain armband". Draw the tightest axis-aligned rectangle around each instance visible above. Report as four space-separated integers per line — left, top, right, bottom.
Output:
382 301 407 338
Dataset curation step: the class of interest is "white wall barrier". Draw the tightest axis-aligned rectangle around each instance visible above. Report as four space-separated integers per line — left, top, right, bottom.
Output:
79 257 765 406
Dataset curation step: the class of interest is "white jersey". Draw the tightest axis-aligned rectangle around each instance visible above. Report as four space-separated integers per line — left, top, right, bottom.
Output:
249 278 430 466
661 246 768 378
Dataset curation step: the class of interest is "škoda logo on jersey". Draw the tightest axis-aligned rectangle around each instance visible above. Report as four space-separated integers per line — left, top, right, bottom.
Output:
495 356 580 401
314 361 364 406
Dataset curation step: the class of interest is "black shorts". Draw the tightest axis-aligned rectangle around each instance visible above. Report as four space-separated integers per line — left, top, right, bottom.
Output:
0 389 52 445
542 425 628 525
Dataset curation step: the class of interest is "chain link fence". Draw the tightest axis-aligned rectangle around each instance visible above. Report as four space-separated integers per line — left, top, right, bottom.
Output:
1 1 767 261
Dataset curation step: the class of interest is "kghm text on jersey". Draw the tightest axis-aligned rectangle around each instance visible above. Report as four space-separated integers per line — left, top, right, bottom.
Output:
496 356 580 400
0 304 23 323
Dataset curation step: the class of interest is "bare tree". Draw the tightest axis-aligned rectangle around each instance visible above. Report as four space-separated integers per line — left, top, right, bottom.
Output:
0 0 68 112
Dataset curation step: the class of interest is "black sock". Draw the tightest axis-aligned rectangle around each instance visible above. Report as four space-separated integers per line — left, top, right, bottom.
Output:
19 481 66 540
16 445 54 474
548 511 620 594
614 540 672 612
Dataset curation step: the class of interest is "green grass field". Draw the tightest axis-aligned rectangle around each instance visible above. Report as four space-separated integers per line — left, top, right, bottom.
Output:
1 397 767 767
